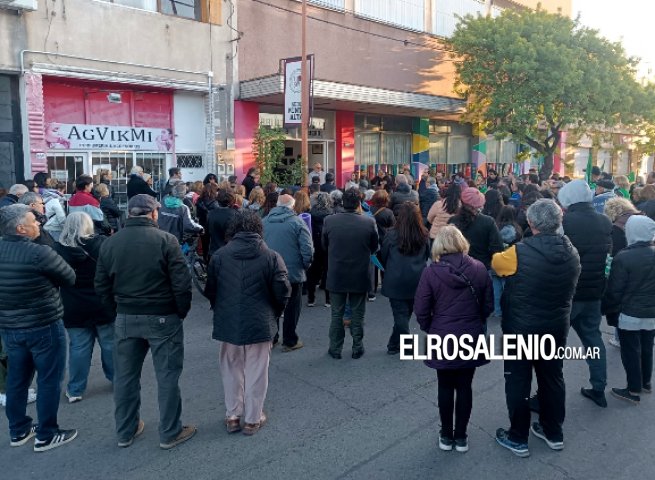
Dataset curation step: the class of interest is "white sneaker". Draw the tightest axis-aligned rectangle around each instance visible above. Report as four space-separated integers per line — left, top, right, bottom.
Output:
0 393 5 407
28 389 37 404
65 391 83 404
609 338 620 348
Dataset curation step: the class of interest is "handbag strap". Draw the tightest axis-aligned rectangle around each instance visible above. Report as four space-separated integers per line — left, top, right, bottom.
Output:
438 261 484 319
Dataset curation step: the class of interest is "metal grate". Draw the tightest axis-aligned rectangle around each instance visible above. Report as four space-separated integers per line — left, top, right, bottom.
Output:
177 154 204 169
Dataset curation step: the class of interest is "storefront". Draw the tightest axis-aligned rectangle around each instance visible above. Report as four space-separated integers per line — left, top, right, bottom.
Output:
26 76 209 208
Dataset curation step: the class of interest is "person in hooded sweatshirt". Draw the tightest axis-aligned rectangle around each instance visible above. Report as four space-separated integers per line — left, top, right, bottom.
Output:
602 215 655 404
204 210 291 435
389 174 419 216
54 212 114 404
158 180 203 244
492 199 581 458
558 179 612 408
414 225 493 453
262 194 314 351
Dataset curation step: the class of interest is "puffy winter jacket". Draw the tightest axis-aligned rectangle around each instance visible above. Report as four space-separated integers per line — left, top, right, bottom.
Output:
389 183 419 216
379 229 430 299
95 217 192 318
562 202 612 301
0 235 75 329
414 252 493 369
205 232 291 345
53 236 114 328
158 196 203 243
427 199 455 239
43 189 67 235
262 206 313 283
494 234 580 338
419 186 439 225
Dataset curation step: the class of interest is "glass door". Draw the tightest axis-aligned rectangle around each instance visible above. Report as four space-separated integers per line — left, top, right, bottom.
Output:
46 152 87 196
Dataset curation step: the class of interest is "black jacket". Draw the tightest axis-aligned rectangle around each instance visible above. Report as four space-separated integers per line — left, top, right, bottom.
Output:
207 206 238 255
449 213 504 269
389 183 419 216
127 175 158 200
562 202 612 301
603 242 655 325
502 234 581 337
205 232 291 345
95 217 192 318
241 175 258 198
371 206 395 248
379 229 430 299
0 236 75 329
320 183 337 194
196 197 218 228
100 196 122 231
419 187 439 225
0 194 18 208
322 211 379 293
53 236 115 328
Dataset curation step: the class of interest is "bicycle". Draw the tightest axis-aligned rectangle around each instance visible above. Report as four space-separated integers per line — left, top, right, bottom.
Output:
181 236 208 296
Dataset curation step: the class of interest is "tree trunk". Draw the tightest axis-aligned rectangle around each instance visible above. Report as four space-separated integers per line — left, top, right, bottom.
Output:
539 150 554 181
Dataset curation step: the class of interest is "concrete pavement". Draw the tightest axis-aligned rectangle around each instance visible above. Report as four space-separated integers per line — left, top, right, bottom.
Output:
0 290 651 480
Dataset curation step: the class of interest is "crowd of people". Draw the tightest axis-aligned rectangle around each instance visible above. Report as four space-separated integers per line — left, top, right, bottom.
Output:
0 161 654 459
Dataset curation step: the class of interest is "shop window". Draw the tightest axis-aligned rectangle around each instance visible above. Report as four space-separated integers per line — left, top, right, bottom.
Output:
177 154 204 169
47 154 86 194
448 136 470 164
382 133 411 165
355 132 380 166
429 135 448 164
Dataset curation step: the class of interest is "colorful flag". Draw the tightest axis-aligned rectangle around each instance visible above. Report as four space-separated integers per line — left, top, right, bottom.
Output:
584 149 593 186
627 171 636 183
472 140 487 177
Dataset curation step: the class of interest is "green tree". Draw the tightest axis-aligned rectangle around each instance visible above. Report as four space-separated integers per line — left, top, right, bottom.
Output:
448 6 650 179
252 125 305 186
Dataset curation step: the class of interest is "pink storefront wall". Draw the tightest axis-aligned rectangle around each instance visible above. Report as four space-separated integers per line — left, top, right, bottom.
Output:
234 100 259 178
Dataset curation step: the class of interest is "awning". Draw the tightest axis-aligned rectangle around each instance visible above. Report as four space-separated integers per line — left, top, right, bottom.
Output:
239 74 465 120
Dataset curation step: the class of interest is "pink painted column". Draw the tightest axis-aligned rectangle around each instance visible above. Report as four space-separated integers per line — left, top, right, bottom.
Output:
25 72 48 176
335 111 355 188
234 100 260 178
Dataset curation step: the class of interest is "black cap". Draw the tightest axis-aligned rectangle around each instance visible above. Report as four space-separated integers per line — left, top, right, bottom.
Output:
596 179 615 190
311 176 321 184
128 194 160 213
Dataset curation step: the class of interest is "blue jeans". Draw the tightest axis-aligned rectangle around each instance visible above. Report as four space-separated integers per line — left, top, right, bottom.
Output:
0 320 66 441
570 300 607 391
490 270 504 316
66 323 115 397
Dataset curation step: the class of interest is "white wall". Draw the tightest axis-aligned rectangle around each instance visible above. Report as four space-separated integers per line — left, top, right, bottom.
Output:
174 92 208 182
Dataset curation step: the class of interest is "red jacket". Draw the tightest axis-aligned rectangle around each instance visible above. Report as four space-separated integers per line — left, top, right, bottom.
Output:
68 191 100 208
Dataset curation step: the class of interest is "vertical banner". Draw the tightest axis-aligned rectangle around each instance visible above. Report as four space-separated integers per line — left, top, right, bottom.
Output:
472 138 487 177
283 55 314 128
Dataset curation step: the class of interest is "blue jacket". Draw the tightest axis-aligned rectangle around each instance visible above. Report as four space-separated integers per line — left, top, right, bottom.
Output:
263 206 314 283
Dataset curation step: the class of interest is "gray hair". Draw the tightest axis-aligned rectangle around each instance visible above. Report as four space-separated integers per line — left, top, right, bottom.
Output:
9 184 29 197
170 180 186 199
395 174 408 185
527 199 563 234
314 192 333 211
329 189 343 201
18 192 42 206
0 204 32 236
130 165 144 176
59 211 94 247
427 177 437 186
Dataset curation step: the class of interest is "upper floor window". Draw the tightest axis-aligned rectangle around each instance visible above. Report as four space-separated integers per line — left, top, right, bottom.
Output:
433 0 502 37
355 0 425 32
97 0 219 23
160 0 201 20
309 0 345 11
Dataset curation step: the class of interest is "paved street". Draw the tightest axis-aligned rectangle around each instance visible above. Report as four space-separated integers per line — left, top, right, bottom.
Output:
1 290 651 480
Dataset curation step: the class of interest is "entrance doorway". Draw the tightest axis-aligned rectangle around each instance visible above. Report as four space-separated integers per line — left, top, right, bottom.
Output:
282 139 335 177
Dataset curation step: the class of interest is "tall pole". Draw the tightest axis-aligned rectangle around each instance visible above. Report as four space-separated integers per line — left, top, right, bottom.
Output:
301 0 309 187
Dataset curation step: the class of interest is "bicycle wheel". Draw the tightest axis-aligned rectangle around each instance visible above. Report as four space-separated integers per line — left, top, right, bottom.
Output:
190 254 208 296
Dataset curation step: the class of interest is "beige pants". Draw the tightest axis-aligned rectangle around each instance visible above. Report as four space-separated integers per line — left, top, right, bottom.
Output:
219 341 271 424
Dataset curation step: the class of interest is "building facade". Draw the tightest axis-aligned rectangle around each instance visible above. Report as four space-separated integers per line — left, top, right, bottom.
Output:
0 0 235 204
234 0 572 186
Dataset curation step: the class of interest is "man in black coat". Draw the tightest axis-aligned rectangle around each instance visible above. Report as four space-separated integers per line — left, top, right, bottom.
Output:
0 204 78 451
322 188 379 359
419 177 439 226
241 167 259 198
558 180 612 407
126 166 158 200
95 194 196 450
492 199 581 457
320 173 337 194
0 184 28 208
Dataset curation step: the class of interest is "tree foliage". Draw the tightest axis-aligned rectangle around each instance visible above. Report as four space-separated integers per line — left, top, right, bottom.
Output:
252 125 304 186
448 6 653 178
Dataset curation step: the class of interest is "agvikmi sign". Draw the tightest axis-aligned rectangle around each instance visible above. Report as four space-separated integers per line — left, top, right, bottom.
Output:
283 56 314 127
45 123 174 151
